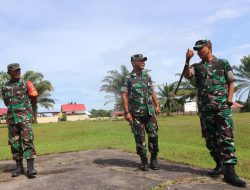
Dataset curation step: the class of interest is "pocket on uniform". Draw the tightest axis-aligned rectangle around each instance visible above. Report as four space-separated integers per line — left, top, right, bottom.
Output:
213 70 226 84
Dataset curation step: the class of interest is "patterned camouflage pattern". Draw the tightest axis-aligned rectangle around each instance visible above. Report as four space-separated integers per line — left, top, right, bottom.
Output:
8 121 36 160
130 115 159 156
199 108 236 164
7 63 20 71
121 70 159 156
131 54 147 62
2 79 33 124
121 70 156 117
192 56 237 164
193 39 209 51
1 79 36 160
192 57 233 111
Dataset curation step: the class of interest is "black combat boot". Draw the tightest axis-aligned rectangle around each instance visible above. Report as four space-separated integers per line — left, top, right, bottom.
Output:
12 159 24 177
150 153 159 170
224 164 246 187
27 158 37 177
139 155 149 171
208 160 224 176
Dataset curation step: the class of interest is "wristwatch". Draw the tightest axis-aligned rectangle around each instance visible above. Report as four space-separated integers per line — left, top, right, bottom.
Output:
227 101 233 107
124 111 130 116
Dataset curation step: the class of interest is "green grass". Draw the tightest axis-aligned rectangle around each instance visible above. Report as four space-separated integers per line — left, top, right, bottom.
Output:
0 112 249 179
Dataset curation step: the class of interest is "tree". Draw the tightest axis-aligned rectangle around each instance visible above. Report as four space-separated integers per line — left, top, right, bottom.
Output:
100 65 129 112
0 71 10 96
22 71 55 123
158 82 179 116
175 75 196 100
90 109 112 118
233 55 250 111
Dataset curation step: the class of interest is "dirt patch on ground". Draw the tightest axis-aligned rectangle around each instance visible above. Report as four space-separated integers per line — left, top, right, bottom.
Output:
0 149 248 190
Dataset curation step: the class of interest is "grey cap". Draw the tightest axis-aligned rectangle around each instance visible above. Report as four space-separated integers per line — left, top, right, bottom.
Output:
7 63 20 71
131 54 147 62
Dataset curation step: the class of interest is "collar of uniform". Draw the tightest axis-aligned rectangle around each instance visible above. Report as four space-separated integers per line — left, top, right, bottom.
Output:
9 78 22 84
131 70 147 77
201 56 218 64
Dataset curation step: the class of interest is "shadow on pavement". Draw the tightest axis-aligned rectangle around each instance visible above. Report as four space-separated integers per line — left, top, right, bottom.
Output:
0 163 15 173
93 158 208 176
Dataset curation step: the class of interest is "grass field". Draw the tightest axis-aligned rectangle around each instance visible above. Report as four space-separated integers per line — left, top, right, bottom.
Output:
0 112 249 179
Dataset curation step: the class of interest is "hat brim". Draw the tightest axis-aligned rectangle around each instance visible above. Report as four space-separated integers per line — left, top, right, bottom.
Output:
8 68 21 72
193 46 204 51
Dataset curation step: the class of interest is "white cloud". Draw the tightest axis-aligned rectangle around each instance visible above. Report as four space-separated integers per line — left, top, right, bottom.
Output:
208 3 250 23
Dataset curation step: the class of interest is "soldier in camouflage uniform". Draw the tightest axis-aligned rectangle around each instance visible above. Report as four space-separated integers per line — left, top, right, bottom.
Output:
121 54 161 171
183 40 246 187
1 63 38 178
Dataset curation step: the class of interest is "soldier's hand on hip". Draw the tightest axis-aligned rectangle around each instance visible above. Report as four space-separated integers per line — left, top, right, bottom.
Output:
124 113 132 122
186 48 194 62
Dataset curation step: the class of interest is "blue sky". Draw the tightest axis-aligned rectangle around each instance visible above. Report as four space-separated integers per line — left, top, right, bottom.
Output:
0 0 250 111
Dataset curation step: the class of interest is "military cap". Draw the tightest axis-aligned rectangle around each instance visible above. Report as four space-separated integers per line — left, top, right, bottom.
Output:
131 54 147 62
193 39 210 51
7 63 20 71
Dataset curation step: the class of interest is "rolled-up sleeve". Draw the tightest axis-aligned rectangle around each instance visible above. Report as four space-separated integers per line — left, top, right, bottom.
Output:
189 65 195 76
224 60 235 83
121 78 129 93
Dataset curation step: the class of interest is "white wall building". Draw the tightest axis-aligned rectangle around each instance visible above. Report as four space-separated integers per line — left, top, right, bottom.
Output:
184 101 198 112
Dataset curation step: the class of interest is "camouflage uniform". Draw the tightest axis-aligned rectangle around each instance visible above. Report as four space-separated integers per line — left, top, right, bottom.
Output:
2 79 36 160
121 70 159 157
191 56 236 164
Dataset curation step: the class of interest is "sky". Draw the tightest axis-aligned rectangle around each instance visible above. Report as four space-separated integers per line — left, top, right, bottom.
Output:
0 0 250 111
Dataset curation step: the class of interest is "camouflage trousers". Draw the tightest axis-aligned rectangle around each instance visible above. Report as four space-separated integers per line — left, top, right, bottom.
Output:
130 115 159 156
8 121 36 160
199 108 237 165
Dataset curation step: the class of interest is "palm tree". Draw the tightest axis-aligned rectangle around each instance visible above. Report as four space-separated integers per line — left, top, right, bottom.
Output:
0 71 10 96
233 55 250 111
100 65 130 112
158 82 179 116
174 73 197 101
22 71 55 123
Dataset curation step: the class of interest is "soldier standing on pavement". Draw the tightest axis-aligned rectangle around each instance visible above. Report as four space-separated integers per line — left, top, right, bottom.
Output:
121 54 161 171
1 63 38 178
183 40 246 187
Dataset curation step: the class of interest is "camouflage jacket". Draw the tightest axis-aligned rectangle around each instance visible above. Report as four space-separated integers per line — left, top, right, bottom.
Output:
121 70 155 117
192 56 234 111
1 79 33 124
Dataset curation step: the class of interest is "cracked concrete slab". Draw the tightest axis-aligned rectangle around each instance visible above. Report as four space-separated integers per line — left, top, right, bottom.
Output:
0 149 248 190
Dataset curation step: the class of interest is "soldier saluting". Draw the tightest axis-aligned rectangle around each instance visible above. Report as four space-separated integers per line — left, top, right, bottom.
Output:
183 40 246 187
1 63 38 178
121 54 161 171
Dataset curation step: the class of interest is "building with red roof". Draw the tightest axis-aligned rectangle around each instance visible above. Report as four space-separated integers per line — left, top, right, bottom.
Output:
61 103 86 114
60 103 89 121
0 108 8 124
0 108 8 116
